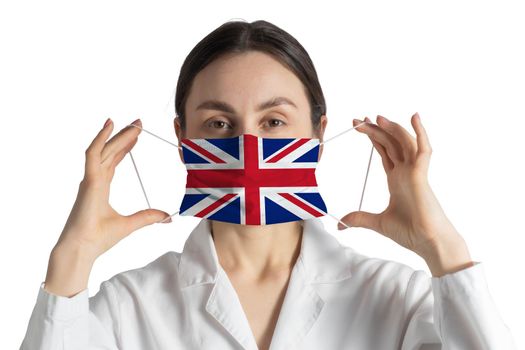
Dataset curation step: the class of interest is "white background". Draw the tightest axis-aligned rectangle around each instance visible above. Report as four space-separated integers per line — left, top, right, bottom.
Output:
1 1 524 348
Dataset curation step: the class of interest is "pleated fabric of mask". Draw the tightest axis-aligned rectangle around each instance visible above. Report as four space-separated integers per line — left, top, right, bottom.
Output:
178 133 327 225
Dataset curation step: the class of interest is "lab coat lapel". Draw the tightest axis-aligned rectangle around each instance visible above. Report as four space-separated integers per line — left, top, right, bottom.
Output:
178 218 353 350
268 218 353 350
206 269 260 350
267 252 324 350
178 219 259 350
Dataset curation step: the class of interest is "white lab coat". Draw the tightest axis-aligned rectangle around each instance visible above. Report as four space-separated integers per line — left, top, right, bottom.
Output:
20 218 516 349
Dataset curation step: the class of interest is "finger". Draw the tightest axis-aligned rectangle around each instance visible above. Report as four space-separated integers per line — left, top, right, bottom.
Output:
123 209 172 234
85 118 114 174
354 118 404 164
376 115 418 161
338 210 382 233
357 117 404 163
411 112 432 157
101 119 142 163
364 117 394 171
370 137 394 172
106 137 139 178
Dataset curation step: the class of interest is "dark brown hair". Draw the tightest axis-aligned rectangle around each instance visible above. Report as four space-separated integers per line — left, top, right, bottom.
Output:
174 19 326 135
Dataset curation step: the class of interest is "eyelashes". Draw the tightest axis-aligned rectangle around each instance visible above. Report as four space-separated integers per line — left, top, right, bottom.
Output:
208 120 232 129
268 119 285 127
207 118 286 130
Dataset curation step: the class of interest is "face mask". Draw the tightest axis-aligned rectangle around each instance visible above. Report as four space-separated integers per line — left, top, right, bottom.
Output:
128 120 371 228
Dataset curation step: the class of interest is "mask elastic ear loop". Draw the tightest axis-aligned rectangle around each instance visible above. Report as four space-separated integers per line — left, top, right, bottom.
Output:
317 120 375 229
318 121 367 146
157 210 180 224
128 124 183 149
359 144 374 212
125 123 183 224
128 151 152 209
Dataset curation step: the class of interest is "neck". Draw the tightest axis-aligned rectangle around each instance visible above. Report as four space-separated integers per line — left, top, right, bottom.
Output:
210 220 304 281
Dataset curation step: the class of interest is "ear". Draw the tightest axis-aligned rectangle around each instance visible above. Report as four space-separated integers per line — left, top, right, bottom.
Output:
317 115 328 162
174 116 184 163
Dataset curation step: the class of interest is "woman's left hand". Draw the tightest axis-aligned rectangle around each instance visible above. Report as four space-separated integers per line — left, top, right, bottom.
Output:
338 113 474 277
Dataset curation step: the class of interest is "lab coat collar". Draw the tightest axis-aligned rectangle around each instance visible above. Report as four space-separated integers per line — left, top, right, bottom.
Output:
178 217 353 289
177 218 353 350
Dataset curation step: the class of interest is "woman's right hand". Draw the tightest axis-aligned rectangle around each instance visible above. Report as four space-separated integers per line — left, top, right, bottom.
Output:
44 118 171 297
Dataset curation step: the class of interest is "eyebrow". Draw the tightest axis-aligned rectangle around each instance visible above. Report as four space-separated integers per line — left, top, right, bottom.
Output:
195 96 297 114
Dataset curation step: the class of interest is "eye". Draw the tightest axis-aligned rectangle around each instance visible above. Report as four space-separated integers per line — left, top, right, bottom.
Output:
267 119 285 127
208 119 232 130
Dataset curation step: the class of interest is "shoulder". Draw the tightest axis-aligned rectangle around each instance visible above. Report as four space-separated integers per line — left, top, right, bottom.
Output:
341 245 427 294
102 251 183 297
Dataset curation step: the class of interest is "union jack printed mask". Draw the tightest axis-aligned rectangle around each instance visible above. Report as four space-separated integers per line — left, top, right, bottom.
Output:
178 133 326 225
128 121 371 227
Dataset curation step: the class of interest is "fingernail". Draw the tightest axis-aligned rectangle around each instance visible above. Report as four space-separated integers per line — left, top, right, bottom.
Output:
378 115 389 122
338 218 353 230
103 118 112 128
353 118 361 125
131 118 141 126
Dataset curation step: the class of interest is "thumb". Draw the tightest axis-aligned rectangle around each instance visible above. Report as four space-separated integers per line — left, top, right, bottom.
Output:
337 211 380 231
125 209 172 232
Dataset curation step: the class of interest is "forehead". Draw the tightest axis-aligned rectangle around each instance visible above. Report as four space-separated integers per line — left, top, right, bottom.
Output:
186 51 309 111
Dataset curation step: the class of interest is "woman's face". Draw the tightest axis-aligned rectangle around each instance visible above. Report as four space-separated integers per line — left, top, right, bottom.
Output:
174 51 327 146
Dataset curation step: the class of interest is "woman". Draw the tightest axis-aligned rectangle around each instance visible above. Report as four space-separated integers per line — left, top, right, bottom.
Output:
21 20 515 349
